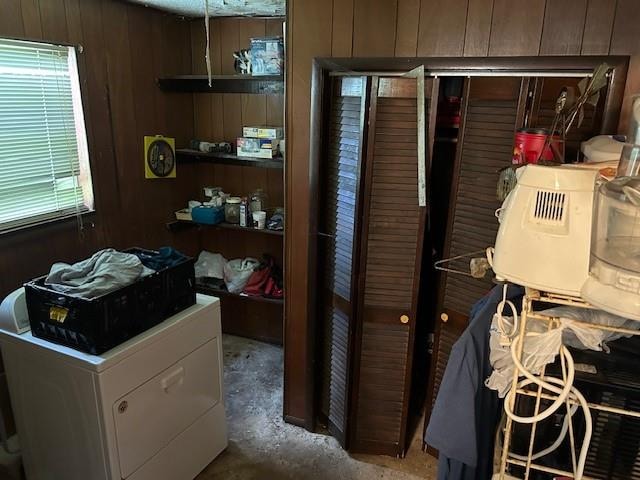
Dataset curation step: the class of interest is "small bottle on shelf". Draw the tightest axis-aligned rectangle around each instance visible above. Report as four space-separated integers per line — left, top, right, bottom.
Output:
239 197 251 228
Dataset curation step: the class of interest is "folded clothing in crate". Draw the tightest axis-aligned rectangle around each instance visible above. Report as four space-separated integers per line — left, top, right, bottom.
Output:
45 248 154 299
134 247 189 271
26 247 195 355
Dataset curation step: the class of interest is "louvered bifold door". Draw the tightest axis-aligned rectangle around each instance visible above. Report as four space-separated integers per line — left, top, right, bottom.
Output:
318 77 368 446
424 77 527 436
351 76 431 456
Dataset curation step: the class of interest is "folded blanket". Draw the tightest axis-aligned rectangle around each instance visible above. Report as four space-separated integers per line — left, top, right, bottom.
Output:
45 248 154 299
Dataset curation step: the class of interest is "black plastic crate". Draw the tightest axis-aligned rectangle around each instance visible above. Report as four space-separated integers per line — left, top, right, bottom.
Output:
25 248 196 355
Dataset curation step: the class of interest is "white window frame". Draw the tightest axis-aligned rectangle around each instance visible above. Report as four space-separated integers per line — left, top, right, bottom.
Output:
0 38 94 234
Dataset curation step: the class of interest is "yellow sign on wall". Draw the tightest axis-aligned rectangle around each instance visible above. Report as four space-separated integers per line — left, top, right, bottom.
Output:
144 135 176 179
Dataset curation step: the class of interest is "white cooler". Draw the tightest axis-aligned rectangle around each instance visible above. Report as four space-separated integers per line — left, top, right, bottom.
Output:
0 294 227 480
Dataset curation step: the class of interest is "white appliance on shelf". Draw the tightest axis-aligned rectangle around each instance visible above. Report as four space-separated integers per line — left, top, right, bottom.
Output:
491 164 598 296
0 294 227 480
582 176 640 320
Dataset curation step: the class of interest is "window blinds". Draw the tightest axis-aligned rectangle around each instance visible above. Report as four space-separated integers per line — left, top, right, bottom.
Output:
0 38 93 233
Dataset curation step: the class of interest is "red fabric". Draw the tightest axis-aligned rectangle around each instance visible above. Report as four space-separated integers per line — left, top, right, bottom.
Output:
242 267 270 296
264 277 283 298
242 254 284 298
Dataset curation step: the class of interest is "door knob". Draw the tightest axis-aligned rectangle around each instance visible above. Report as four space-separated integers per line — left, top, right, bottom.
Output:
400 315 409 324
441 313 449 323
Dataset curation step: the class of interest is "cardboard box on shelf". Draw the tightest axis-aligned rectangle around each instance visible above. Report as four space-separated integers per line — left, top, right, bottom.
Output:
236 137 280 159
250 37 284 76
242 126 284 139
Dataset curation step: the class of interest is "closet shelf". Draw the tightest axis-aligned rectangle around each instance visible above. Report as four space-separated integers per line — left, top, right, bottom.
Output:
196 283 284 306
176 149 284 169
157 75 284 94
166 220 283 237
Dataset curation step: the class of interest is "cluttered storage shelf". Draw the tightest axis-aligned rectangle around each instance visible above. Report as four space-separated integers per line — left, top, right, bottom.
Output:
175 149 284 169
157 74 284 95
161 33 286 346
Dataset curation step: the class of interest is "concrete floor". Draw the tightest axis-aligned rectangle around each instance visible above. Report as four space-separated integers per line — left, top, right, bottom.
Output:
197 335 438 480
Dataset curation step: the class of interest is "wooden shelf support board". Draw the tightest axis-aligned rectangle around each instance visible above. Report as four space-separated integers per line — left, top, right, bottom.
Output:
176 149 284 169
158 75 284 95
196 284 284 306
166 220 283 236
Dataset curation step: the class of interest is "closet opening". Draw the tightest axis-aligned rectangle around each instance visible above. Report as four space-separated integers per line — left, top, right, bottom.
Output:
309 56 629 461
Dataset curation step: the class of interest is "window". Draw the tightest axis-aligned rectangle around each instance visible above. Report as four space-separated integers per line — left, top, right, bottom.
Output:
0 38 94 233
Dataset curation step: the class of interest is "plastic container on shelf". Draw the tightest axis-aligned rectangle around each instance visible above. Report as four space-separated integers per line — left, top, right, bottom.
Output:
224 197 241 224
24 248 196 355
513 128 563 164
191 205 224 225
252 211 267 229
618 144 640 177
582 176 640 320
250 189 268 212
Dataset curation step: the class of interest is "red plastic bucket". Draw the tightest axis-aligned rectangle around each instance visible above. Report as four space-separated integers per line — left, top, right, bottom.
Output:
513 128 562 164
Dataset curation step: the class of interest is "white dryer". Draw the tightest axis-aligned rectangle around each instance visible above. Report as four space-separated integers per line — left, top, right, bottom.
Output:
0 294 227 480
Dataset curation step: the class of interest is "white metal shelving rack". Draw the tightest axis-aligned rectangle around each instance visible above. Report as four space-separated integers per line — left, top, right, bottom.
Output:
497 288 640 480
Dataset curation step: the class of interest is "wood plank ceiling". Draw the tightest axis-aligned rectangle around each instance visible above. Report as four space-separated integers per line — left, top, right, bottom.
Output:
127 0 285 17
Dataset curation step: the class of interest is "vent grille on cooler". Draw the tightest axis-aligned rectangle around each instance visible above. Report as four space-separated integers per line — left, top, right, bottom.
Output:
533 190 566 223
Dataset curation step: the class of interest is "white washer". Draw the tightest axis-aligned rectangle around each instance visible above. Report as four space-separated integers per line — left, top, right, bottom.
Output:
0 294 227 480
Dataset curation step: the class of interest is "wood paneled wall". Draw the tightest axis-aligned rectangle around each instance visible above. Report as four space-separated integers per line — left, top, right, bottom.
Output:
0 0 197 299
285 0 640 425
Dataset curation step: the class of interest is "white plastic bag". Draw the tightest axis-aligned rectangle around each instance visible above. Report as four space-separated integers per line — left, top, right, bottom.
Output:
486 315 560 397
547 306 632 352
223 258 259 293
194 251 228 279
486 307 639 398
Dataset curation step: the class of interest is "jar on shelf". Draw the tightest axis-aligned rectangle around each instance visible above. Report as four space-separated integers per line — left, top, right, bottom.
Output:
225 197 241 224
250 189 268 212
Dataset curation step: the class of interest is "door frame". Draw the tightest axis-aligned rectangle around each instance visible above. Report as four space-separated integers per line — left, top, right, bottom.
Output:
297 55 628 432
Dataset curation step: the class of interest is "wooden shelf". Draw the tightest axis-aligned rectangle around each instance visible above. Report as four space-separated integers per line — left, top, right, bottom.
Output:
166 220 283 236
176 149 284 169
158 75 284 94
196 283 284 306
